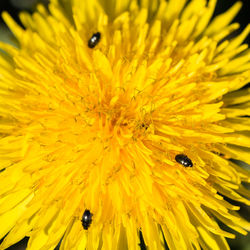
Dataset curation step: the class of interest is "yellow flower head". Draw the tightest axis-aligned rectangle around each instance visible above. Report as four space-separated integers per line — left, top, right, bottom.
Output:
0 0 250 249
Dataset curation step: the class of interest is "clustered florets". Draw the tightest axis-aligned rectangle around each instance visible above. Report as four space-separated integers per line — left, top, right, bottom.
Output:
0 0 249 249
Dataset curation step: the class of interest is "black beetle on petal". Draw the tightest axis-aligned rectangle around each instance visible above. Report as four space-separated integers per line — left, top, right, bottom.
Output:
88 32 101 48
81 209 93 230
175 154 193 167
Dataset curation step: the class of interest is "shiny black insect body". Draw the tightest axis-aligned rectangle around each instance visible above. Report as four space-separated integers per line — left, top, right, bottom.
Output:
88 32 101 48
81 209 93 230
175 154 193 167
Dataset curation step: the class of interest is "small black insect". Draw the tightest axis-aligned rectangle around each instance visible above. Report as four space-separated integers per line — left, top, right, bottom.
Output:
81 209 93 230
175 154 193 167
141 123 148 130
88 32 101 48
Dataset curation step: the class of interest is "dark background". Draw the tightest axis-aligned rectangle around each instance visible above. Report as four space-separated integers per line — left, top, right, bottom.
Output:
0 0 249 249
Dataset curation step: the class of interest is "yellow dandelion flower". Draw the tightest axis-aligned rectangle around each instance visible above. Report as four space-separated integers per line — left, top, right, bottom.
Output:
0 0 250 249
